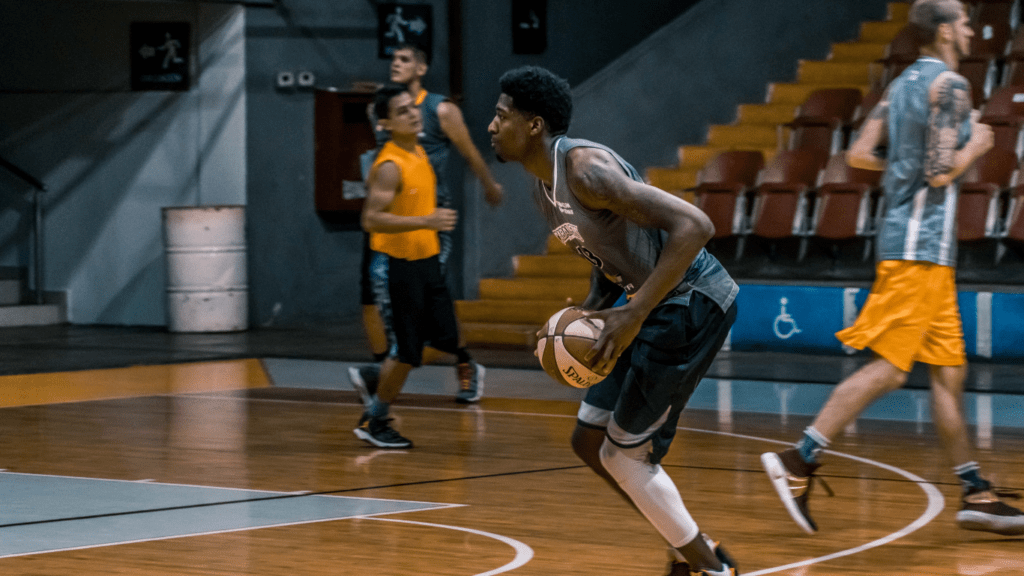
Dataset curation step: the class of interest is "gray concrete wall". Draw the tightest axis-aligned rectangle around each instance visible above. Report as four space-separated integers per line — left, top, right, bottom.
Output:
0 0 246 324
244 0 450 327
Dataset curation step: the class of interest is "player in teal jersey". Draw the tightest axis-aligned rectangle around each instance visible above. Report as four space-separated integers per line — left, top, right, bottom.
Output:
761 0 1024 537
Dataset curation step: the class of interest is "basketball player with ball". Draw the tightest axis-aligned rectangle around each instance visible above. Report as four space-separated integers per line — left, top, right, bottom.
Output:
489 66 740 576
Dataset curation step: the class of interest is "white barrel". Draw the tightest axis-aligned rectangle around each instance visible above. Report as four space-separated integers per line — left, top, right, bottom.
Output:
162 205 248 332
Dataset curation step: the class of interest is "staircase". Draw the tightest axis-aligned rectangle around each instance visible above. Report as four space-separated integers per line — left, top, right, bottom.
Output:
457 236 590 348
457 2 910 350
0 267 66 327
646 2 909 197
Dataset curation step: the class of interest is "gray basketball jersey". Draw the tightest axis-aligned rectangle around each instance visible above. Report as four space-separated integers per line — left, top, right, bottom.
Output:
877 57 972 266
533 136 738 311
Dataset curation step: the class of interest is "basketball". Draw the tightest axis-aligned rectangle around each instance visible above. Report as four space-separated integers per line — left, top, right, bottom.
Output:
536 307 613 388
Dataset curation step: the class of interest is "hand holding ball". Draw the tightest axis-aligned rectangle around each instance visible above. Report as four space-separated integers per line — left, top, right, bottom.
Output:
536 307 614 388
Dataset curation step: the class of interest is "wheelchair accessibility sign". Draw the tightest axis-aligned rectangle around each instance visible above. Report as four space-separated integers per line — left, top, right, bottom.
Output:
730 285 853 353
773 298 802 339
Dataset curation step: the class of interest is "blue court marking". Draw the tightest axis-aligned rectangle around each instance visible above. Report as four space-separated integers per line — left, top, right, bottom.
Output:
0 472 460 559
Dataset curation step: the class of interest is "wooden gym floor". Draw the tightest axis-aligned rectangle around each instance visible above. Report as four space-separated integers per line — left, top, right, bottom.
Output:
1 325 1022 575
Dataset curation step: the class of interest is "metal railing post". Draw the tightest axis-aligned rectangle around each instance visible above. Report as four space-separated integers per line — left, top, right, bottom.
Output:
33 188 43 305
1 156 47 305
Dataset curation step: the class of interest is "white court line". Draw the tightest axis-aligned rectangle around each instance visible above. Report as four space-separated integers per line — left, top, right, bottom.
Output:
678 427 945 575
367 517 534 576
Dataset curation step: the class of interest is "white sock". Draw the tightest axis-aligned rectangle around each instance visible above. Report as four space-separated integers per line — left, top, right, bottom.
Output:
599 439 700 547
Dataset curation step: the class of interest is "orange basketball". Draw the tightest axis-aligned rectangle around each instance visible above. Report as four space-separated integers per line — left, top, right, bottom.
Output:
536 307 613 388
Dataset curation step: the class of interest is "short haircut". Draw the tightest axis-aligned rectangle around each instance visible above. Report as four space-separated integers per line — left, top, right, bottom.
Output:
395 42 430 66
374 83 409 121
498 66 572 136
908 0 964 44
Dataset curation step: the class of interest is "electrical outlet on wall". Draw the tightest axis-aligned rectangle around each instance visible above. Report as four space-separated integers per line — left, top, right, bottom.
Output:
276 71 295 88
297 71 316 88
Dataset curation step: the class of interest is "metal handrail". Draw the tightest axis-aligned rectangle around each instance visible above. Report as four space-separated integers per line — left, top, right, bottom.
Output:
0 156 46 305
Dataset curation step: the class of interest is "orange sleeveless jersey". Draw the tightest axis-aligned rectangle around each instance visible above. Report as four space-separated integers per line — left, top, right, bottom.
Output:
368 141 440 260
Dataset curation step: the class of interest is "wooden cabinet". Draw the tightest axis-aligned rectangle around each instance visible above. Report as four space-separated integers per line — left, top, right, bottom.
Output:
313 89 376 223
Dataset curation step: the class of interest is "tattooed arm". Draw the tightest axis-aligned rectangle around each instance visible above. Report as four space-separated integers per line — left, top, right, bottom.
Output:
924 71 993 188
848 93 890 171
562 147 715 374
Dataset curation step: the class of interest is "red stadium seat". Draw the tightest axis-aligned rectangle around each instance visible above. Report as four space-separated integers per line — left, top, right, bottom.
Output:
979 85 1024 141
1006 25 1024 61
781 88 863 153
811 154 883 241
968 12 1013 61
851 86 886 132
691 150 765 240
1000 57 1024 86
749 149 828 241
1002 182 1024 245
958 148 1018 241
958 57 998 107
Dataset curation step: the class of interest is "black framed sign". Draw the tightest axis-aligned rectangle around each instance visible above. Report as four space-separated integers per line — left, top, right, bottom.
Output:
512 0 546 54
131 22 191 91
377 3 432 59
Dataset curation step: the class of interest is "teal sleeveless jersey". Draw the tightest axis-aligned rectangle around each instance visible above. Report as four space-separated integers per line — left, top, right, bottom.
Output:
877 57 972 267
533 136 738 311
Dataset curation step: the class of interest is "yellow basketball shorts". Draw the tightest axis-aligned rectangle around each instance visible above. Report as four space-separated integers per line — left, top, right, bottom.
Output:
835 260 966 372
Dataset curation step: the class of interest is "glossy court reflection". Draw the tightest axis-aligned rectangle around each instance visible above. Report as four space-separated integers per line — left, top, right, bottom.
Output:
0 358 1021 575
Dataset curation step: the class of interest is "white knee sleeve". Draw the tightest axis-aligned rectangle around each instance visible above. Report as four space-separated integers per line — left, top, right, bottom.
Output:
599 438 700 547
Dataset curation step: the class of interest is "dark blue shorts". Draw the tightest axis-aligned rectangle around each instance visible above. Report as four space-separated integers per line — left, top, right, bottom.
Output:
369 252 461 367
577 292 737 464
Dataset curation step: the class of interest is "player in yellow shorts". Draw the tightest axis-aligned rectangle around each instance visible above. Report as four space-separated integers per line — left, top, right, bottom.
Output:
761 0 1024 537
837 260 964 373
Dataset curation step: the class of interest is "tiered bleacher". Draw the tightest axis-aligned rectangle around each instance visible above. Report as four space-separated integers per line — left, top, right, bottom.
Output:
457 1 1024 361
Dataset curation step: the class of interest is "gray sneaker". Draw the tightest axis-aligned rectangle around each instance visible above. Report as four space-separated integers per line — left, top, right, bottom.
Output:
455 361 485 403
354 416 412 449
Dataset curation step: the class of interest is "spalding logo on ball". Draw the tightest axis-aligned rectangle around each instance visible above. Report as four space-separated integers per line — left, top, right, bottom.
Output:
536 307 615 388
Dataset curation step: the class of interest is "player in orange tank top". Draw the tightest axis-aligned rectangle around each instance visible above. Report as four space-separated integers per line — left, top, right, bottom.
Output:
354 84 481 449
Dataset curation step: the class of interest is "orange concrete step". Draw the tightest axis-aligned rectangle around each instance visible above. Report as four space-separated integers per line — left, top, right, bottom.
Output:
513 255 592 278
677 145 728 168
768 82 869 106
455 299 568 325
459 322 540 348
737 103 797 124
706 124 779 148
798 60 873 85
478 277 590 301
646 166 699 192
829 41 888 62
887 1 910 22
676 145 777 169
859 20 905 43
